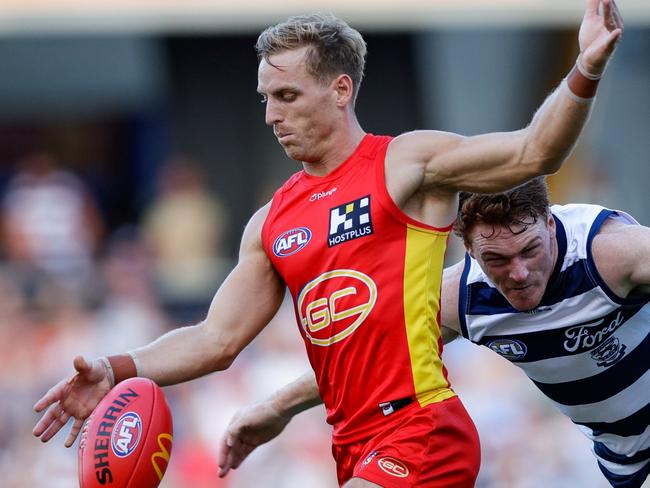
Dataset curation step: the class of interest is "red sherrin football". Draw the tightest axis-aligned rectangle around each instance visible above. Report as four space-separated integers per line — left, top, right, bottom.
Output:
78 377 173 488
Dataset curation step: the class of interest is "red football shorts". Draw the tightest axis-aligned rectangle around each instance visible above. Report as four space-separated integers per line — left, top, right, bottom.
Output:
332 396 480 487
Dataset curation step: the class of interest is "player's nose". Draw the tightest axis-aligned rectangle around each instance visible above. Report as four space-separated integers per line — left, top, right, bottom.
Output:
265 99 282 126
508 259 529 282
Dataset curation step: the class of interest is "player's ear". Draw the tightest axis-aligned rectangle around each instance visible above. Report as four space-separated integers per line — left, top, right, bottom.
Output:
465 241 475 259
546 210 555 231
333 74 354 107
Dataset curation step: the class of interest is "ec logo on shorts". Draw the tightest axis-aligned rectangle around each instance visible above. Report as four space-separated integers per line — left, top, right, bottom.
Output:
297 269 377 346
273 227 312 257
111 412 142 458
486 338 527 360
378 457 409 478
328 195 373 247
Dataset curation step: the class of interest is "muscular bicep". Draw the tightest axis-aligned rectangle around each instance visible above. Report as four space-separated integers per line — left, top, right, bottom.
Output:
388 130 538 195
204 204 286 359
387 80 589 196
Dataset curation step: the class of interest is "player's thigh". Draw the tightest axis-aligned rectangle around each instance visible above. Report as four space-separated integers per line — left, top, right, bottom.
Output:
343 477 383 488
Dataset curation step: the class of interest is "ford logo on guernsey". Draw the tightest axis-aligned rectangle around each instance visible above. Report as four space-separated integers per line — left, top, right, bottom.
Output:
273 227 312 257
111 412 142 458
486 338 527 360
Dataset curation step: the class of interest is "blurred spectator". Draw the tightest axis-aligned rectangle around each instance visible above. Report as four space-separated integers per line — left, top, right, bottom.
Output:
142 156 232 323
0 151 104 298
91 226 169 355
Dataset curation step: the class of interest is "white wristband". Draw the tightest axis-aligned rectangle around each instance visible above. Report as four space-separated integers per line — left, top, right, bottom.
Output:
576 53 602 81
100 356 116 388
128 351 142 377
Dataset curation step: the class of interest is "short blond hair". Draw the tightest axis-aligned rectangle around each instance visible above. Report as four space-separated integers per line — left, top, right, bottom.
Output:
255 13 367 104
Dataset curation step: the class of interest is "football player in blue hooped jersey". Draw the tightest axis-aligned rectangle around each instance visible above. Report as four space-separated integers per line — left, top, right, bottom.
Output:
218 177 650 488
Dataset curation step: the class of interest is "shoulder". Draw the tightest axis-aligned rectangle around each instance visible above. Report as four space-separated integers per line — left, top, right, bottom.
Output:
590 212 648 297
386 130 463 166
240 202 273 252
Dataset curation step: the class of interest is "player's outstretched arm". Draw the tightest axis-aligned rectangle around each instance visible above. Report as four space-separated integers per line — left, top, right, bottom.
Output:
388 0 623 195
218 371 322 477
33 204 285 446
129 204 285 386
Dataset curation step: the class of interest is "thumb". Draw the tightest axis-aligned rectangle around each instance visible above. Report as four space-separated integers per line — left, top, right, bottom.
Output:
73 355 91 375
604 28 622 54
73 355 106 382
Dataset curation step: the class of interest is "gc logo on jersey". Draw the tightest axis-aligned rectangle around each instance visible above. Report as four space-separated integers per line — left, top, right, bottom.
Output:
486 338 527 360
273 227 312 257
328 195 373 247
297 269 377 346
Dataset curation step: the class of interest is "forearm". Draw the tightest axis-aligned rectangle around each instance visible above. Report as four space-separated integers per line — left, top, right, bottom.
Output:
133 322 232 386
269 372 322 419
102 322 230 387
520 62 599 174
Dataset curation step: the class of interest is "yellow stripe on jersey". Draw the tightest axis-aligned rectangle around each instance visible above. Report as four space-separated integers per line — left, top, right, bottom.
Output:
403 224 456 407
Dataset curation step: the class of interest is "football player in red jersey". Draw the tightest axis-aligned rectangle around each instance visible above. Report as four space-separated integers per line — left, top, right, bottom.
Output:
34 2 622 486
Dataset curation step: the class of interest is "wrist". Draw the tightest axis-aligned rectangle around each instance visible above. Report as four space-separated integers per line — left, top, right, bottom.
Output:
268 390 294 420
576 53 603 80
565 54 601 103
103 352 140 386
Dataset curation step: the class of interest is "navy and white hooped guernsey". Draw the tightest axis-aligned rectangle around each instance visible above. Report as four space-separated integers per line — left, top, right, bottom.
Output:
459 204 650 486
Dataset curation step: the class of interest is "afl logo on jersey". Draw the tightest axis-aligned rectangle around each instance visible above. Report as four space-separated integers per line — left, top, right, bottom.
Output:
297 269 377 346
273 227 312 257
486 338 527 360
111 412 142 458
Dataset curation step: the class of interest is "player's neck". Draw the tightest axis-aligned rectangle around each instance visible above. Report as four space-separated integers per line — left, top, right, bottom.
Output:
302 120 366 177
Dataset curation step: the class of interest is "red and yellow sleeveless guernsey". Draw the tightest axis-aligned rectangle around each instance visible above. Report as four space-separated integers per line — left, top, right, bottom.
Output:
262 134 456 444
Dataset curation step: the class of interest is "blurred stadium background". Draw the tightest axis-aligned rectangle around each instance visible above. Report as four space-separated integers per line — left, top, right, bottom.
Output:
1 1 648 486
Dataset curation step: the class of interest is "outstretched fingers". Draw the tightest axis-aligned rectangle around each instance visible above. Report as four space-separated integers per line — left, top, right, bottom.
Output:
218 434 237 477
33 378 68 413
217 433 254 477
602 0 621 32
34 402 70 442
65 418 85 448
609 0 624 31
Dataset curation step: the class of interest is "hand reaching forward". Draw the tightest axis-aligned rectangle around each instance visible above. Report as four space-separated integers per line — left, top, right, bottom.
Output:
579 0 624 75
217 401 292 478
33 355 112 447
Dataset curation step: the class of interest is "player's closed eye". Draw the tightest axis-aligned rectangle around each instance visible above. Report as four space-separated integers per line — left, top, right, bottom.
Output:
521 246 539 257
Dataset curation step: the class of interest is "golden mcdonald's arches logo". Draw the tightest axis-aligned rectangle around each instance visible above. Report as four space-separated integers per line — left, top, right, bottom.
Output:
151 433 173 481
297 269 377 346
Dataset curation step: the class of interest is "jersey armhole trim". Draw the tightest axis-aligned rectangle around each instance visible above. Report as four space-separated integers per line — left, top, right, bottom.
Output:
261 190 285 259
458 253 472 340
585 209 646 306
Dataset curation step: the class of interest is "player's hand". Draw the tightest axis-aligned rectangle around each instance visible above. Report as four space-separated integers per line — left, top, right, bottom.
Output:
217 401 292 477
578 0 623 76
33 355 112 447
